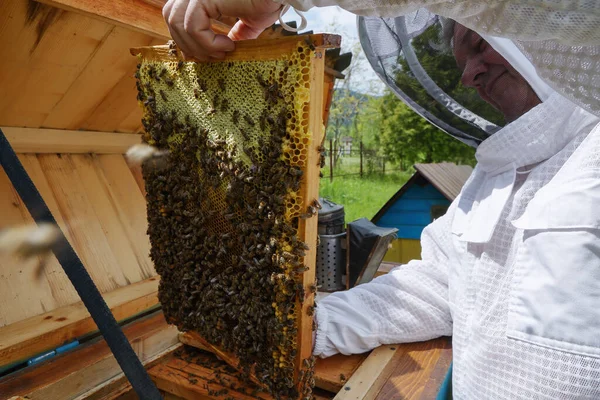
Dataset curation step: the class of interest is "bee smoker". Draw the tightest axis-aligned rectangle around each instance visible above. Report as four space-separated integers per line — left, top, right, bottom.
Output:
315 198 347 292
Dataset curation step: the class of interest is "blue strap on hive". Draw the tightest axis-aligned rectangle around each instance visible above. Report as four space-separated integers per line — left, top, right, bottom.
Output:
0 128 163 400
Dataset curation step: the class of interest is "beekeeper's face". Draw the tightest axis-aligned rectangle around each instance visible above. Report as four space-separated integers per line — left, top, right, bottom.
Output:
452 24 541 122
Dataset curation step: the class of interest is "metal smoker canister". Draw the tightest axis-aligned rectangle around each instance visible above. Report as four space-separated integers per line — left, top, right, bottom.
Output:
316 198 347 292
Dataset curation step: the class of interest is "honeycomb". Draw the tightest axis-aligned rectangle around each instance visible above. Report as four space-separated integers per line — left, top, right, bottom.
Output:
134 40 320 399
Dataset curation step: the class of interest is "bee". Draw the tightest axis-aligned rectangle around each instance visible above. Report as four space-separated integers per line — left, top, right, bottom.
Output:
220 98 229 112
256 73 267 88
197 79 208 92
312 199 322 210
176 60 184 71
217 78 226 91
232 110 240 125
194 88 200 99
307 305 315 316
304 36 316 51
164 77 174 87
167 39 176 49
159 90 167 101
243 114 255 127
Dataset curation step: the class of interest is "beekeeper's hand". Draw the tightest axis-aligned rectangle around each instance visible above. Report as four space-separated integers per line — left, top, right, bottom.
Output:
163 0 283 61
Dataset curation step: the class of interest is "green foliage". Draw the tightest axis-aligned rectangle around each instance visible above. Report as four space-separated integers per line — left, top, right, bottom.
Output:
378 90 477 167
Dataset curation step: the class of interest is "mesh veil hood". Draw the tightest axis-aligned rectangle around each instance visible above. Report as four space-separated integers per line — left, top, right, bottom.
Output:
357 11 557 147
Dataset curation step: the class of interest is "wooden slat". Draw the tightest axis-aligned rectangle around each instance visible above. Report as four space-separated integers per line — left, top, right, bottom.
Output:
35 0 170 39
74 343 182 400
314 353 368 393
0 312 177 400
333 345 399 400
148 350 272 400
0 0 113 128
178 332 264 389
96 155 155 277
35 0 233 39
0 276 159 368
71 154 146 283
130 34 342 62
81 37 165 133
129 165 147 197
2 127 141 154
42 26 155 130
0 165 62 326
38 153 133 292
377 338 452 400
295 42 327 390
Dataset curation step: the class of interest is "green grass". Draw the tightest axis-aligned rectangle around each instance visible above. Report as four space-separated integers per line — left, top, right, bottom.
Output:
319 171 412 223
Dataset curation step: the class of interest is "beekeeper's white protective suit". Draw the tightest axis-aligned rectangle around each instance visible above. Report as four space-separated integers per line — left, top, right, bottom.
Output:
275 1 600 398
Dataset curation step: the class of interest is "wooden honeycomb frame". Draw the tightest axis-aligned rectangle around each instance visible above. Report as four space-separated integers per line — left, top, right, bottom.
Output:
131 33 341 399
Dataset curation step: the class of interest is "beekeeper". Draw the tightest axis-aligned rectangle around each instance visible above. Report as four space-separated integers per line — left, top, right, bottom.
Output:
162 1 600 398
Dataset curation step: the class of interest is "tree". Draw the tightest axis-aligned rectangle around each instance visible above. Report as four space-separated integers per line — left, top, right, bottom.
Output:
378 89 477 168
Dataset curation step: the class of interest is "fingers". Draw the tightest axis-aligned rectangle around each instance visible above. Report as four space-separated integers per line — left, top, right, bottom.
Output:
229 19 267 41
163 0 235 60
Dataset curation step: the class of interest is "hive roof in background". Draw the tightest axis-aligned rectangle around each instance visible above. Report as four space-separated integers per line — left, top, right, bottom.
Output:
413 162 473 202
372 162 473 224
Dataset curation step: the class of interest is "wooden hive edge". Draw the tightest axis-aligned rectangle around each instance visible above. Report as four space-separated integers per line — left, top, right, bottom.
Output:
129 33 342 62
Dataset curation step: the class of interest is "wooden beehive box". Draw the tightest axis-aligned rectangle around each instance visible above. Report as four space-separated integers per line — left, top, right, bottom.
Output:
0 1 350 399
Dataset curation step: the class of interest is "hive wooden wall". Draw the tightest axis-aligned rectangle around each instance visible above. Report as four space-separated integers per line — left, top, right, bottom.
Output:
0 154 153 327
0 0 163 132
0 0 166 327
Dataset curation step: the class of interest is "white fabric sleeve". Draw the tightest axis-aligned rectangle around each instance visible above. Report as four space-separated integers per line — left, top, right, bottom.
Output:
313 213 453 358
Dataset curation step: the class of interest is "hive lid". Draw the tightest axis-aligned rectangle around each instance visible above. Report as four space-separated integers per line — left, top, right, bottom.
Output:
318 198 345 223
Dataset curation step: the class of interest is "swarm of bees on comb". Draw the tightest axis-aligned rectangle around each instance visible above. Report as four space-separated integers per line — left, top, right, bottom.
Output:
133 38 326 399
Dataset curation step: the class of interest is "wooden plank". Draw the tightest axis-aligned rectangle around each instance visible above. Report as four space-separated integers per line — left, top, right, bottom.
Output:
73 343 182 400
0 165 62 327
0 0 113 128
2 127 141 154
34 0 232 39
314 353 369 393
130 34 342 63
81 37 164 133
37 153 131 293
333 345 399 400
129 165 147 197
17 154 80 306
35 0 170 39
376 338 452 400
0 312 177 400
148 350 272 400
295 41 327 390
178 332 264 389
42 26 155 130
0 276 159 368
95 154 155 277
71 154 146 284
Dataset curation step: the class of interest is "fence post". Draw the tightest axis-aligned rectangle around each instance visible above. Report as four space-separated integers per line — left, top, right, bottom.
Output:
360 141 364 178
329 139 333 182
